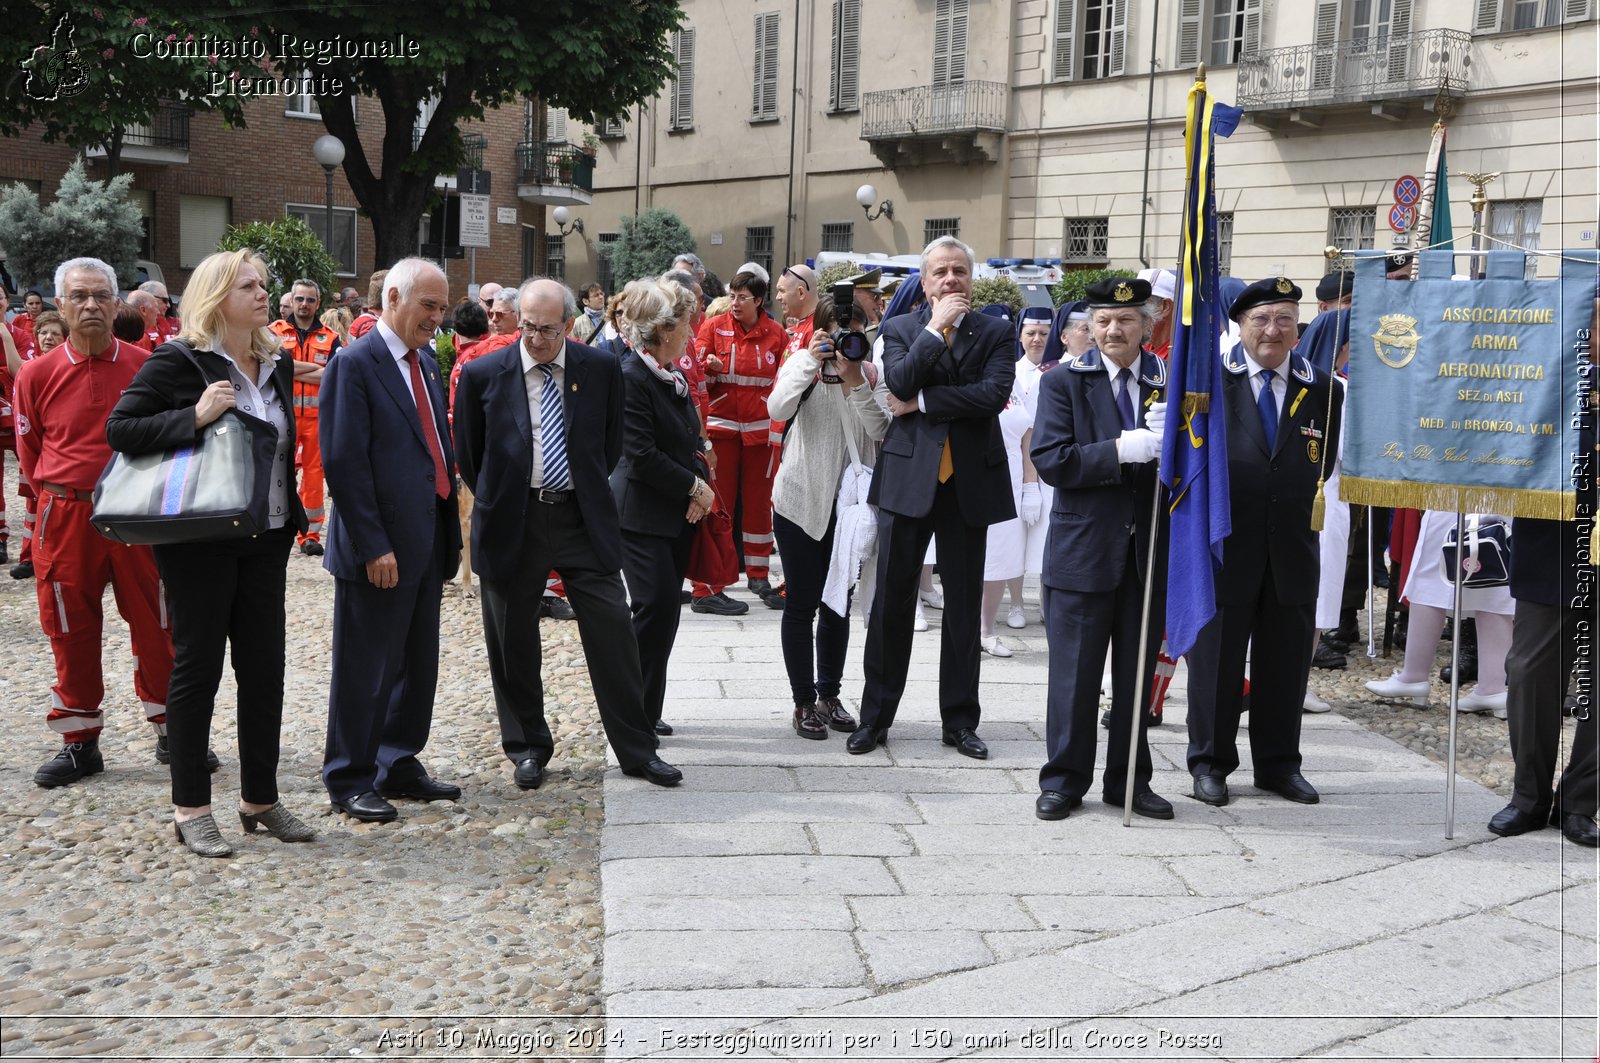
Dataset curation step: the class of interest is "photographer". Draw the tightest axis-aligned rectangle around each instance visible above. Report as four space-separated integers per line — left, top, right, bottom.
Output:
768 294 889 739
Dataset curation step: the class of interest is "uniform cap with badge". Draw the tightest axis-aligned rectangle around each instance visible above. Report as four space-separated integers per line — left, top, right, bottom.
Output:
1228 276 1303 321
1084 276 1153 309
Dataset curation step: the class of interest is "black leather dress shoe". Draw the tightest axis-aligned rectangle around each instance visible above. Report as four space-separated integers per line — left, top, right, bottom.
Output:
1192 774 1230 806
1105 790 1175 820
1555 811 1600 847
846 726 887 755
331 791 398 822
818 696 856 732
514 758 544 790
1254 773 1320 804
942 727 989 760
155 736 221 772
1312 639 1347 670
653 719 674 736
1487 803 1548 837
622 758 683 787
1035 791 1081 820
379 774 462 801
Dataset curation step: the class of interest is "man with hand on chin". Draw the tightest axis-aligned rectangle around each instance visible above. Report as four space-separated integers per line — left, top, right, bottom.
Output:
850 236 1016 760
1031 277 1173 821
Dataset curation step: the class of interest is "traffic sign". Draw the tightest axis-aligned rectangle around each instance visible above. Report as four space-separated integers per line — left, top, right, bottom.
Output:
1394 175 1421 206
460 193 491 248
1389 202 1417 233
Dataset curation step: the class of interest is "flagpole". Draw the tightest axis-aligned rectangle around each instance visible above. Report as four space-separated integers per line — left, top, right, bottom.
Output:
1123 476 1166 827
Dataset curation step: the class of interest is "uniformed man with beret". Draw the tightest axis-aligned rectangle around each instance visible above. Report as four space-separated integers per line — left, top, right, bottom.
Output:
1185 277 1343 807
1031 277 1173 820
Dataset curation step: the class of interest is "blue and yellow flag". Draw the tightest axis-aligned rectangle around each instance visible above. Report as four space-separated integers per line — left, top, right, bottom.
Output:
1159 75 1242 661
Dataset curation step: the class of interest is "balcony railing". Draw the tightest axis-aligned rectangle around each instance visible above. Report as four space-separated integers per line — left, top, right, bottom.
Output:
514 141 595 206
860 80 1006 140
122 101 191 150
1236 28 1471 112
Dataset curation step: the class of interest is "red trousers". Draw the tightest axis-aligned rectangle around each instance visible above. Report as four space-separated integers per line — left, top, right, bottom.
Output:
33 495 172 743
693 438 775 596
296 410 324 543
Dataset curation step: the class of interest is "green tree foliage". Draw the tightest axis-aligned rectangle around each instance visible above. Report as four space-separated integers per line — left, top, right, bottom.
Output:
0 5 247 174
217 218 339 306
0 160 143 288
602 208 696 285
971 276 1022 316
1051 267 1138 305
817 261 860 292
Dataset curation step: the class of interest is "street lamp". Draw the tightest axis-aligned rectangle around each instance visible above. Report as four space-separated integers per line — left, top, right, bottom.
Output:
856 183 893 222
312 135 346 269
551 205 585 238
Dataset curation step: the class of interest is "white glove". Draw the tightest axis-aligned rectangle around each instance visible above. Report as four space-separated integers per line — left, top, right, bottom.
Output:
1116 428 1161 464
1144 400 1167 439
1020 481 1042 526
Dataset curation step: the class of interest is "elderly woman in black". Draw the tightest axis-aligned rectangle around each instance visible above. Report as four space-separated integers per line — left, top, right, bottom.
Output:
612 278 717 733
106 249 311 857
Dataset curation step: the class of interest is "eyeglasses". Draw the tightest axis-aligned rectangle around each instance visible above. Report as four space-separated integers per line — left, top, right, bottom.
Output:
1245 312 1299 331
518 322 564 341
64 290 116 306
729 292 757 304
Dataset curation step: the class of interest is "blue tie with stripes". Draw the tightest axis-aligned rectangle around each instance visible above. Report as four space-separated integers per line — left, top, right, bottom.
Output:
537 364 570 489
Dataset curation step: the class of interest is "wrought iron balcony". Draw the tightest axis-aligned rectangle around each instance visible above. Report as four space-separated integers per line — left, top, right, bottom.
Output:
859 80 1006 166
86 100 191 163
1237 28 1471 121
514 140 595 207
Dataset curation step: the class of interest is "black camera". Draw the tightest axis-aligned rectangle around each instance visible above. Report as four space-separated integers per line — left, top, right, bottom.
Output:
828 280 872 362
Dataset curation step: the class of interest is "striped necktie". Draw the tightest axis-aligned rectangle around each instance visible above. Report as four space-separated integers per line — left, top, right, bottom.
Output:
537 363 571 489
938 326 954 483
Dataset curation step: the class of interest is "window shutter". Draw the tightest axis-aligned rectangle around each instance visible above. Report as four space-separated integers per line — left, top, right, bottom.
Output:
546 106 567 143
829 0 842 108
673 28 696 129
1108 0 1130 78
1565 0 1594 22
1472 0 1502 31
1052 0 1076 81
1387 0 1412 80
1311 0 1343 88
760 13 781 118
1176 0 1202 67
949 0 968 83
933 0 952 86
1241 0 1263 56
837 0 860 109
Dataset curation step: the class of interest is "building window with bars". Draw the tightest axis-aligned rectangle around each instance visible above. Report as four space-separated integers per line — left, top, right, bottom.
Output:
597 233 620 294
1053 0 1131 81
545 234 566 282
1327 207 1376 267
751 13 780 121
745 226 775 277
1216 211 1235 275
924 218 961 244
829 0 861 112
1063 216 1109 264
820 222 854 253
1489 198 1542 278
669 28 696 131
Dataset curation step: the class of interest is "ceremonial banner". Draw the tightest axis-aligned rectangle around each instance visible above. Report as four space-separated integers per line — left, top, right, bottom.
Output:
1160 75 1242 661
1342 248 1600 519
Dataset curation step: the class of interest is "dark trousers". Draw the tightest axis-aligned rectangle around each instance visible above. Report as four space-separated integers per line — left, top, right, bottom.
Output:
772 510 851 706
322 502 451 801
1185 563 1316 780
1039 537 1162 799
153 526 294 808
621 523 694 722
859 479 987 733
1505 598 1599 817
480 497 656 771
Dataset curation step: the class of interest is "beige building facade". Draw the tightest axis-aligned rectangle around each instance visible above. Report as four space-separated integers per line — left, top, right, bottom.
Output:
555 0 1597 300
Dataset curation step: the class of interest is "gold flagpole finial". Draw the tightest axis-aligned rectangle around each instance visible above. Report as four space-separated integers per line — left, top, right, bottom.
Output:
1196 62 1208 86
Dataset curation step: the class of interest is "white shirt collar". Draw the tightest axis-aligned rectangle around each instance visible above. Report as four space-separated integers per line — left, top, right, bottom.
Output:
1241 347 1287 381
520 341 566 376
375 318 412 362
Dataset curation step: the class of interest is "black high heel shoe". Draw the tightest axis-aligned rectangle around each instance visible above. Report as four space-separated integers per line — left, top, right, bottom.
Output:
239 802 314 842
174 814 234 858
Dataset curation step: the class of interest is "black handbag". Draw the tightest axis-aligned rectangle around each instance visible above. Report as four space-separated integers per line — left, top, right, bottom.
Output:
1441 515 1512 589
91 345 271 545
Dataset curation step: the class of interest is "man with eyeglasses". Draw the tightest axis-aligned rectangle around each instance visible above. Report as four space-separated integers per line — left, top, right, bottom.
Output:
137 281 178 345
16 257 175 787
694 269 789 614
1183 277 1343 809
453 278 680 790
270 279 342 556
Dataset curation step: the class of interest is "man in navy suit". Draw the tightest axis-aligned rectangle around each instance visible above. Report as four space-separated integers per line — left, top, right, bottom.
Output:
453 278 679 789
850 236 1017 759
319 257 464 822
1031 277 1174 821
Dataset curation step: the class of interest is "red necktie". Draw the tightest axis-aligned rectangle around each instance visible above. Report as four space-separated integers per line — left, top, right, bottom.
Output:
405 350 450 499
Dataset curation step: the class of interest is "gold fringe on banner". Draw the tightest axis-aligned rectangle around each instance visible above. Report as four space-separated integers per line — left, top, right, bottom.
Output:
1339 476 1576 520
1183 393 1210 416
